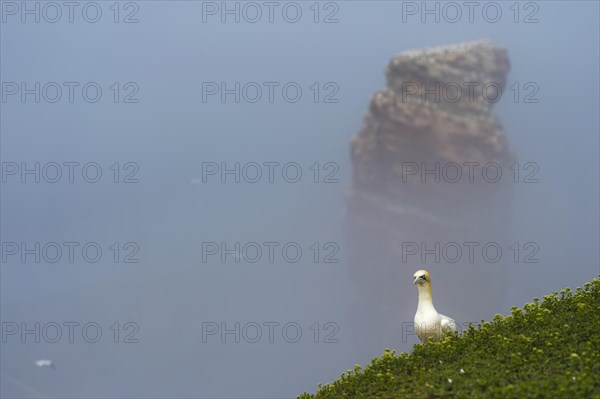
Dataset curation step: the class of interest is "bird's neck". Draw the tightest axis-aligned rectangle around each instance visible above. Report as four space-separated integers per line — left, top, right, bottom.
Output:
417 283 436 312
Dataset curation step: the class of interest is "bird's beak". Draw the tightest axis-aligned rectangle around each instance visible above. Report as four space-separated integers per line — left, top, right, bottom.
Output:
413 277 418 285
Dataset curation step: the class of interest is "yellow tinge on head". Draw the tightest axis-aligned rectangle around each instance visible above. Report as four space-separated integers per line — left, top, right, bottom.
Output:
413 269 430 285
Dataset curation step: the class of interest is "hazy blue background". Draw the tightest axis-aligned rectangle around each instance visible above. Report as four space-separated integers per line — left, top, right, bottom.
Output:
1 1 598 398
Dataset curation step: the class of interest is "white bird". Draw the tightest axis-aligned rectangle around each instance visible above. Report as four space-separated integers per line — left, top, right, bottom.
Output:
413 269 457 342
34 360 54 369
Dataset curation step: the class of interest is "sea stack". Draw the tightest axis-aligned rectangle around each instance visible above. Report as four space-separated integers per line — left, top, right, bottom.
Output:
344 40 513 356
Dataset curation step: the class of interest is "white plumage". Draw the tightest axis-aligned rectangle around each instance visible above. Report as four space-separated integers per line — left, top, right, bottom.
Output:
413 269 457 342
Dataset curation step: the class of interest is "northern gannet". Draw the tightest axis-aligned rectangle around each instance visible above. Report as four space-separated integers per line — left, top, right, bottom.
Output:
413 269 457 342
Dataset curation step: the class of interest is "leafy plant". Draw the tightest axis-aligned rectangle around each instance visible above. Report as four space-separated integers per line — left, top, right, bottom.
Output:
299 276 600 399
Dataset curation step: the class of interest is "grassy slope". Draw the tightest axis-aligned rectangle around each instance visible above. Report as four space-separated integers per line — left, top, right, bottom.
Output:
299 277 600 399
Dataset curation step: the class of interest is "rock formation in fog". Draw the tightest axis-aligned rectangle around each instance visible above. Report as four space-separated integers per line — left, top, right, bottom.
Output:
344 40 513 357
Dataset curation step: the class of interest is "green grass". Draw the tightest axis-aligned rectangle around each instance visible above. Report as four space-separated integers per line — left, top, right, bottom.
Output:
299 276 600 399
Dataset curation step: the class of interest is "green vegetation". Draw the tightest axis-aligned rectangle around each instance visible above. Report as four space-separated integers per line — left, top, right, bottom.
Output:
299 276 600 399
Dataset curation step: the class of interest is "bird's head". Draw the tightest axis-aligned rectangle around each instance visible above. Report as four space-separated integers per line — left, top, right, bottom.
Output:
413 269 430 286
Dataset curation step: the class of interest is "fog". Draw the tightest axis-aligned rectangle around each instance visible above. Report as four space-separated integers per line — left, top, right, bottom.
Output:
1 1 598 398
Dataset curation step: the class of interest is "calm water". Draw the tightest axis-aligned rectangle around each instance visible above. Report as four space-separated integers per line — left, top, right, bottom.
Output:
1 1 599 398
